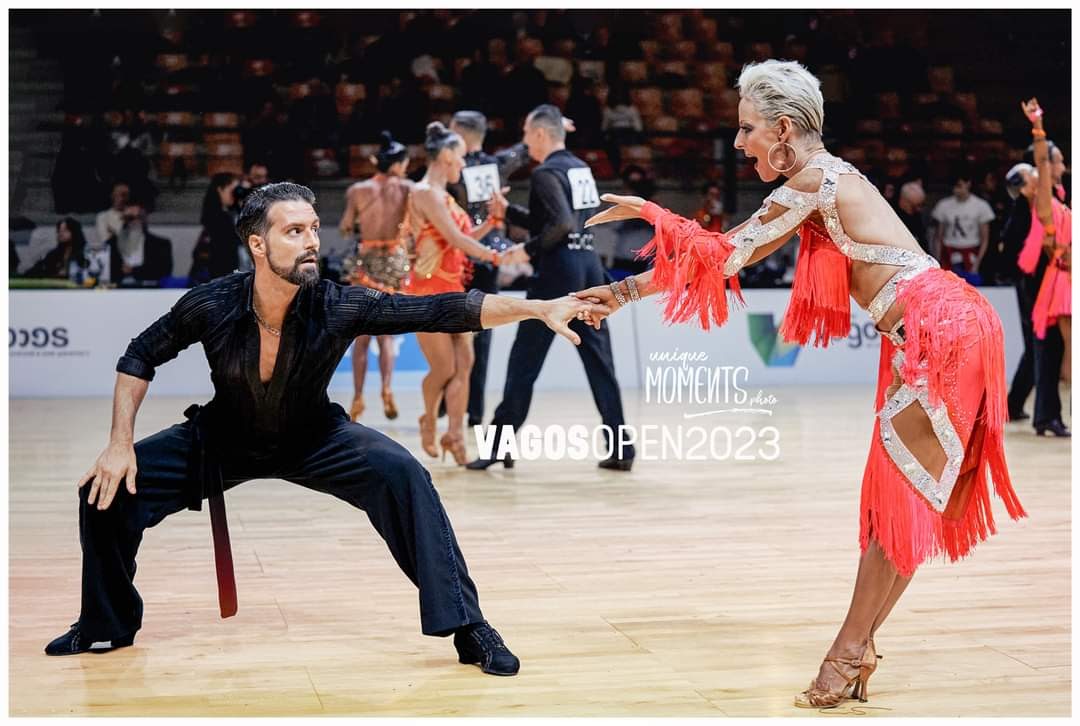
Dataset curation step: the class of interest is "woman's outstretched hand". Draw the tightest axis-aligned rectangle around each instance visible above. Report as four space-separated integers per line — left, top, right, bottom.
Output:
584 194 647 228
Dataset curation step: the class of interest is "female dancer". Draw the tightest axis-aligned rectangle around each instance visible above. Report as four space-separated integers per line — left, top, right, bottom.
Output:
403 121 527 464
1016 99 1071 389
575 60 1026 708
338 131 414 421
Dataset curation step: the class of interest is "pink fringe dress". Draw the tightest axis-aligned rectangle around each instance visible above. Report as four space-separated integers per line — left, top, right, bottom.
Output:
1018 198 1072 339
637 153 1025 577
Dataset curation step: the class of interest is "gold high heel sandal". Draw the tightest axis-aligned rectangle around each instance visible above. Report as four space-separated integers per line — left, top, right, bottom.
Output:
349 395 365 422
440 431 468 466
794 641 878 709
382 389 399 420
418 414 438 458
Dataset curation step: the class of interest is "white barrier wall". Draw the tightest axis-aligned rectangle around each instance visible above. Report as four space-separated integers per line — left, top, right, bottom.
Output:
9 287 1024 398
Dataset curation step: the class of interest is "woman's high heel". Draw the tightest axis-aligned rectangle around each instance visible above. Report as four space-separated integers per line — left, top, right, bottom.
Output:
349 395 365 422
382 389 398 420
794 641 877 709
440 431 468 466
418 414 438 458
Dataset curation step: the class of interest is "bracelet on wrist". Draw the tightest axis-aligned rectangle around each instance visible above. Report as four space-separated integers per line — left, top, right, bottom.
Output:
1044 224 1056 236
609 280 628 307
626 276 641 302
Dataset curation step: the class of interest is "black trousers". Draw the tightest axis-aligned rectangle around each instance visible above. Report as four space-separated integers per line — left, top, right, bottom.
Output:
488 249 633 460
468 262 499 426
77 415 484 641
1007 274 1064 426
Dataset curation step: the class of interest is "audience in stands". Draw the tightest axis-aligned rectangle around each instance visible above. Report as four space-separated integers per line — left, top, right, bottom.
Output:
895 180 929 251
107 211 172 286
195 172 244 281
24 217 90 283
930 172 995 276
693 182 727 234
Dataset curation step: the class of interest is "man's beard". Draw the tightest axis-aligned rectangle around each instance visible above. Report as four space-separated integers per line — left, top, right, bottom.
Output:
267 246 320 289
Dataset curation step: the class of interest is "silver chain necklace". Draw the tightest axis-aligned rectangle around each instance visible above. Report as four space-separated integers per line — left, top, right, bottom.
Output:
252 297 282 337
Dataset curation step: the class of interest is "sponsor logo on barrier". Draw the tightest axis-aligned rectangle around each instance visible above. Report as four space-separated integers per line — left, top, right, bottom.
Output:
747 312 882 366
747 313 801 367
8 326 88 357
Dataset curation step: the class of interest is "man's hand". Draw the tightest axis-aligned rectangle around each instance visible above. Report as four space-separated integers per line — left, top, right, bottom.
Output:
584 194 647 228
78 440 138 510
537 296 610 344
562 116 576 133
569 283 621 327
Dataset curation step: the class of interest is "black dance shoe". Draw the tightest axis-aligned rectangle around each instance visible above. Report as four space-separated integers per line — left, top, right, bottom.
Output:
598 456 634 471
1008 407 1030 422
45 622 134 656
465 454 514 470
1035 419 1071 437
454 621 520 676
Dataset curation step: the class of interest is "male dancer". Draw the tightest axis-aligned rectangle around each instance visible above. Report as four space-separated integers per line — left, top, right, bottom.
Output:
467 105 635 471
338 131 414 421
446 110 531 426
45 182 602 676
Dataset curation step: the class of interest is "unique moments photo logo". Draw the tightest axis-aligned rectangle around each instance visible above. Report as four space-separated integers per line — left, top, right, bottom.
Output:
474 349 780 462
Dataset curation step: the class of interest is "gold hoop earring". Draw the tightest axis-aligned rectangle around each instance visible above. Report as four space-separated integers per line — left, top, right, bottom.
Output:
767 141 798 174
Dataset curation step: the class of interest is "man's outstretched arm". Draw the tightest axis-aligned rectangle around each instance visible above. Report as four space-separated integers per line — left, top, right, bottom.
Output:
345 288 605 346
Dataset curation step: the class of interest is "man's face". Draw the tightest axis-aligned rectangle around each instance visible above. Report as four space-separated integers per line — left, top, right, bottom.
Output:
112 184 130 209
522 118 546 162
248 165 269 186
260 200 321 288
953 179 972 200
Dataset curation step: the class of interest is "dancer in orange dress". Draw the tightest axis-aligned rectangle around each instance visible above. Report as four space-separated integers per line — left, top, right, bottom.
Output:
1016 99 1071 386
575 60 1026 709
403 122 528 464
338 131 413 422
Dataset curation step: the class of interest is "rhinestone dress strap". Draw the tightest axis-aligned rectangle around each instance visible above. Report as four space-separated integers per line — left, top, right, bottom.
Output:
723 184 817 275
866 256 940 324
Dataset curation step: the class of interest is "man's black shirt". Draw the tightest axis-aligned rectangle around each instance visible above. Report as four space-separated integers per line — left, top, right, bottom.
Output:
117 272 485 450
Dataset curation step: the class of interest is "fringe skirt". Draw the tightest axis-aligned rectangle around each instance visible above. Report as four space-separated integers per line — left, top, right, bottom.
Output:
859 268 1026 577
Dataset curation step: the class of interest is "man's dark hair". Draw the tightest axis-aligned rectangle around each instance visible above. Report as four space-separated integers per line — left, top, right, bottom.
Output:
451 110 487 139
950 170 973 187
527 104 565 142
236 182 316 245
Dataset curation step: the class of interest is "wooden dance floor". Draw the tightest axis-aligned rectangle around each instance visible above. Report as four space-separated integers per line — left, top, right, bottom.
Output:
9 386 1070 716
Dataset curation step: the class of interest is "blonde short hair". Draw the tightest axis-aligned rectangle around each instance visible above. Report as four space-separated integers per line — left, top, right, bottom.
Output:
736 60 824 140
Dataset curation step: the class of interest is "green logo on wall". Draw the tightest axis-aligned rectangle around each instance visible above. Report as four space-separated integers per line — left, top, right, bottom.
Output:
747 313 801 366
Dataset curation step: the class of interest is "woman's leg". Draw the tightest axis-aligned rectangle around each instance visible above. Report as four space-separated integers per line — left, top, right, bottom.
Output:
416 332 456 424
350 335 372 420
444 333 475 438
352 335 371 395
377 335 396 393
871 573 913 639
